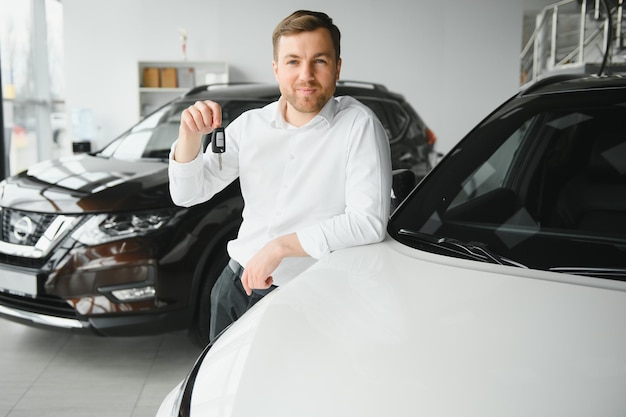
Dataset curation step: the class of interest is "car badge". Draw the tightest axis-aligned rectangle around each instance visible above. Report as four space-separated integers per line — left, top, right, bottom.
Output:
13 216 34 242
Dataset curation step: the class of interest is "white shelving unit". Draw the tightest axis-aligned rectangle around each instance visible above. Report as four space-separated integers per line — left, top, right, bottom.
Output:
138 61 229 117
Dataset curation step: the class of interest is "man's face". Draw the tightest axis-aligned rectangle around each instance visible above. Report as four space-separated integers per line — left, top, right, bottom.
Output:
272 27 342 126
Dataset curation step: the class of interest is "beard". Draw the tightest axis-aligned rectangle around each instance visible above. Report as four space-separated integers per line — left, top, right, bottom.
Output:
283 83 333 115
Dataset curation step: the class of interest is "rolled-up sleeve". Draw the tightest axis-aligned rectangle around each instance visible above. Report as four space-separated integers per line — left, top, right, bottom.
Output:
168 138 239 207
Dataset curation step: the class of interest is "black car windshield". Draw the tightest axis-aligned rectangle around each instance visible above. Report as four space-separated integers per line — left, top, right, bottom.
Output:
389 88 626 279
96 99 267 160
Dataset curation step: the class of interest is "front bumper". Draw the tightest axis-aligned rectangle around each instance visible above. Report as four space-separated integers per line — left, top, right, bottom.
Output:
0 303 87 329
0 228 196 335
0 251 189 336
0 290 191 336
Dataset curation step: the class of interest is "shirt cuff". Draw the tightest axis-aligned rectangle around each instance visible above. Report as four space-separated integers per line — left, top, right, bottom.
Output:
297 225 330 259
168 140 203 173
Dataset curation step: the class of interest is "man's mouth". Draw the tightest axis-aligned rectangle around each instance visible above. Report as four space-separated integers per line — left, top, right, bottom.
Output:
297 85 317 94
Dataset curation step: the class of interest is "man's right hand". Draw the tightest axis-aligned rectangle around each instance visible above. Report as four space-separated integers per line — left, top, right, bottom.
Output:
174 100 223 163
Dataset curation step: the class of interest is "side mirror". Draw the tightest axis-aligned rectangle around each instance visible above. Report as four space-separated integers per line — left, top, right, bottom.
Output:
391 169 416 213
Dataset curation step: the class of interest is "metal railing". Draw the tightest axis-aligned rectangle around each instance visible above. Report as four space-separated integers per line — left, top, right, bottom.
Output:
520 0 625 85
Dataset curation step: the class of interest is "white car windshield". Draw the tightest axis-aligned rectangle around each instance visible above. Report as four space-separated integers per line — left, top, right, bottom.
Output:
390 89 626 280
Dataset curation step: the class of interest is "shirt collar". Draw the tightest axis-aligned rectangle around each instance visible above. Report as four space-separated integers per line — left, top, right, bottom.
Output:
272 96 338 129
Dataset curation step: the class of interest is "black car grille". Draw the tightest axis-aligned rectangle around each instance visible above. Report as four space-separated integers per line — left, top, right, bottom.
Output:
0 291 79 319
0 252 46 269
1 208 56 246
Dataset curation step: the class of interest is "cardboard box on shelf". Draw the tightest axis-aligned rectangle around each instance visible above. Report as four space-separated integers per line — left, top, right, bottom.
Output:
142 67 160 88
160 68 178 88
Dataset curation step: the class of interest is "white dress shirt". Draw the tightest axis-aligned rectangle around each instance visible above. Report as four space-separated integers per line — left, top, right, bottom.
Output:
169 95 391 286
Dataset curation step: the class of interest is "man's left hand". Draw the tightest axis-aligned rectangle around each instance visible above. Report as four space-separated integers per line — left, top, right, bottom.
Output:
240 233 308 296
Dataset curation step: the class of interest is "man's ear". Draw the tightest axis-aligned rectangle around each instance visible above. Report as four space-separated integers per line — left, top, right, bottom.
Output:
335 58 342 81
272 61 279 81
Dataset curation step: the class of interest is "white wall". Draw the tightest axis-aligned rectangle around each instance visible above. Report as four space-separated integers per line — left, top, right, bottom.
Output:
63 0 524 154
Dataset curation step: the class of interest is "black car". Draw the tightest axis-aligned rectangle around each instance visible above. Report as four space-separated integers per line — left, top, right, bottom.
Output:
0 81 436 343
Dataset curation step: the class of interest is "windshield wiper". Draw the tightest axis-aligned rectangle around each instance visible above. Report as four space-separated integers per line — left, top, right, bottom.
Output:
398 229 527 268
549 267 626 281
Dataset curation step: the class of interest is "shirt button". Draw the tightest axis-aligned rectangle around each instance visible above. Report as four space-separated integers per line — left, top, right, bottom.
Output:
289 154 295 160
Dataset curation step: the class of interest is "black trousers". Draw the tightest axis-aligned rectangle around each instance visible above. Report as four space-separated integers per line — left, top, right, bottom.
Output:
209 259 276 342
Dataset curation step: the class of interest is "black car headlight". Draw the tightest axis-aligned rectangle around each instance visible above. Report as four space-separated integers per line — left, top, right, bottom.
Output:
71 209 182 245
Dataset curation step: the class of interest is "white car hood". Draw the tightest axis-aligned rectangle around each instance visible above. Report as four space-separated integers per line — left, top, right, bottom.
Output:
187 237 626 416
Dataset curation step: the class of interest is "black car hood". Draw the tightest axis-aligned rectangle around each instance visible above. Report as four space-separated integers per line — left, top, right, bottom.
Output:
0 154 172 213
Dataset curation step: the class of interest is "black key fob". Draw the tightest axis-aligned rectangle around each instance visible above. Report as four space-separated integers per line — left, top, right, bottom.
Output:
211 127 225 153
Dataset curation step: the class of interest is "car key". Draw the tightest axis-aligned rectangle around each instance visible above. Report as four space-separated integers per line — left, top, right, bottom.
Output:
211 127 226 170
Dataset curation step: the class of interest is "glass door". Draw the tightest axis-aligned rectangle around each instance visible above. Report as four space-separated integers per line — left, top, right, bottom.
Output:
1 0 65 178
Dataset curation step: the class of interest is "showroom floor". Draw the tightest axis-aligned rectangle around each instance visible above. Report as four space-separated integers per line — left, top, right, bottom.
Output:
0 318 203 417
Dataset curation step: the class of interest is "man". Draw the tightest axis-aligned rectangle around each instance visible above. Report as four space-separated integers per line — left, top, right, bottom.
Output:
169 10 392 342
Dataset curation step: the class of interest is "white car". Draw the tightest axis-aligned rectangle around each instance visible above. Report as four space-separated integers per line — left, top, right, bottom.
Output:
157 73 626 416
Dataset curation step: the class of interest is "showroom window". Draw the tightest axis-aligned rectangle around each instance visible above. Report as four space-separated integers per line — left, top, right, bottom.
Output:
0 0 64 178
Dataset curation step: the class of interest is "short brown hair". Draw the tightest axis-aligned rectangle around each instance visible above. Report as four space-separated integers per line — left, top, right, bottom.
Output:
272 10 341 62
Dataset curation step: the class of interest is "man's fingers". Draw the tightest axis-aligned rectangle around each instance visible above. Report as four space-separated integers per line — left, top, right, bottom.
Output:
181 107 208 135
197 100 222 129
207 101 222 128
183 107 204 133
241 271 252 296
181 101 222 134
241 270 273 297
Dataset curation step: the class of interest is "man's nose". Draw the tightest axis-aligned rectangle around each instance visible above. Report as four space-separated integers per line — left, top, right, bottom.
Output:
299 63 314 81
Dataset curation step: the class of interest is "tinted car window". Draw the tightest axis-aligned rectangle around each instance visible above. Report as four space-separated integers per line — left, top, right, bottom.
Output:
448 117 530 209
390 89 626 276
98 100 267 160
357 98 409 142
